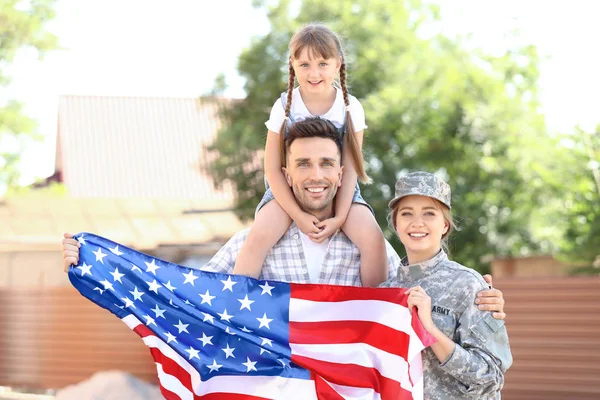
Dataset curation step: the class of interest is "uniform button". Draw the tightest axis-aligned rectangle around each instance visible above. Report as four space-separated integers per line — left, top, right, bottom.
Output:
293 234 299 240
301 269 308 274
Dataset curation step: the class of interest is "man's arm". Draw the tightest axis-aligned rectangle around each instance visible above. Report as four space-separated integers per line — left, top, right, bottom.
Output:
476 274 506 320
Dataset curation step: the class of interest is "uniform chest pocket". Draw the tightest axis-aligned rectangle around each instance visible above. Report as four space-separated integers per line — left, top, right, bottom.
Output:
431 305 456 339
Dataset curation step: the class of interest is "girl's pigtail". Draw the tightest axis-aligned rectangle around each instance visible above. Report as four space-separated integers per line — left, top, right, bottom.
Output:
279 63 295 167
340 62 371 184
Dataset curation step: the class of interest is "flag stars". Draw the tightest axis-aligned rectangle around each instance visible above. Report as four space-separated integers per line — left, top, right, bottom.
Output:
240 326 253 333
207 359 223 373
147 279 161 294
184 299 195 307
221 276 237 292
259 282 274 296
185 346 200 360
129 287 145 301
174 320 189 334
109 245 124 256
131 263 142 273
110 267 125 283
76 235 86 245
260 337 273 347
218 309 233 322
99 279 115 291
182 270 199 286
237 295 255 311
143 314 156 327
152 304 166 319
278 358 290 368
225 327 236 336
77 263 93 276
93 287 104 295
93 247 108 264
145 259 161 275
199 290 216 306
202 312 215 324
221 343 236 359
242 357 258 372
256 313 273 329
164 332 177 344
164 281 177 292
198 333 213 347
121 297 135 309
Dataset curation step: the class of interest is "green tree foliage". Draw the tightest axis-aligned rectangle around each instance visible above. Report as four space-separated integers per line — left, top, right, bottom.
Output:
0 0 58 191
549 127 599 273
209 0 553 272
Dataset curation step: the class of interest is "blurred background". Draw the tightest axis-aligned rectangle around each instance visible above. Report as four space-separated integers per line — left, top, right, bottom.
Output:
0 0 599 399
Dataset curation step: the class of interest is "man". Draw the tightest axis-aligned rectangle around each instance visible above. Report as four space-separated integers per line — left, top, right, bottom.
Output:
62 117 505 318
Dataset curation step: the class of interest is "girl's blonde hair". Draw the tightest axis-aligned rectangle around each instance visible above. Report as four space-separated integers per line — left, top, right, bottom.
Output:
279 23 371 183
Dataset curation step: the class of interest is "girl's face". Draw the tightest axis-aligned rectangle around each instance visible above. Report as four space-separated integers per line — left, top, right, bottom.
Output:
395 195 449 264
291 47 341 96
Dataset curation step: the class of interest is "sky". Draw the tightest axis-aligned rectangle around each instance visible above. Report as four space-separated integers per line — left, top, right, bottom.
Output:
3 0 600 186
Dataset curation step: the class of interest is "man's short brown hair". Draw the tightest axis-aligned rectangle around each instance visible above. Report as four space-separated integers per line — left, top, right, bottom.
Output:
283 117 342 166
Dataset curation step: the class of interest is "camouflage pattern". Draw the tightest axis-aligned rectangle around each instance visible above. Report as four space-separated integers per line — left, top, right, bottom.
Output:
389 171 452 210
380 250 512 399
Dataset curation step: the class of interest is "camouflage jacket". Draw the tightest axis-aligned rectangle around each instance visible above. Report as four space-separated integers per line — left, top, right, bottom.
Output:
380 250 512 399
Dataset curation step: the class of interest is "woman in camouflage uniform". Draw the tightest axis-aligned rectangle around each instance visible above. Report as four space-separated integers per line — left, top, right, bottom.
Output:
381 171 512 399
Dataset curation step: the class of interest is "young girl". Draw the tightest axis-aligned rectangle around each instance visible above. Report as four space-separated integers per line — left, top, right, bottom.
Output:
381 171 512 399
232 23 388 287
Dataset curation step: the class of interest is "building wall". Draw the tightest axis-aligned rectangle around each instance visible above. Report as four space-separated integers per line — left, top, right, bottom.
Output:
491 255 574 278
0 251 68 287
0 288 157 390
496 277 600 400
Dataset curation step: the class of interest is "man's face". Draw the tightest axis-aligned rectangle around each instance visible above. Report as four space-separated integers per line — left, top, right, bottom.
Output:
283 137 343 217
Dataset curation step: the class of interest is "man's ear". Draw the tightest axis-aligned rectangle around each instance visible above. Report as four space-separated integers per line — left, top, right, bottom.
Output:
282 166 292 187
337 165 344 187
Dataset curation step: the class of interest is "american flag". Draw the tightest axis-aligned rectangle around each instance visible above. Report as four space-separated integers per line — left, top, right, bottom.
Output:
68 233 434 400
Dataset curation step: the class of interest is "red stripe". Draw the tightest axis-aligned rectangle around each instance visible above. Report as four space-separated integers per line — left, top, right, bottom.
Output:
160 385 183 400
294 355 414 400
290 284 409 307
133 322 155 338
411 308 437 348
311 372 344 400
289 320 410 360
131 322 285 400
200 394 271 400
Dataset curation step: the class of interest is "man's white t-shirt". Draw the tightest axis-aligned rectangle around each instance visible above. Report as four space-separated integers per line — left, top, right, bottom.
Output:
265 87 367 133
298 231 331 283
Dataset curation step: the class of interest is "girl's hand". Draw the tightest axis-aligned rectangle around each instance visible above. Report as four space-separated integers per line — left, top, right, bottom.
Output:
294 212 321 236
406 286 434 332
310 217 343 243
62 232 81 272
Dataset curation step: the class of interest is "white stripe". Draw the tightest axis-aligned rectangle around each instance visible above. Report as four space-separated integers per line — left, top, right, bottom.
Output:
324 380 382 400
155 362 194 400
290 298 427 364
291 342 414 392
122 315 319 399
290 298 412 332
196 375 318 399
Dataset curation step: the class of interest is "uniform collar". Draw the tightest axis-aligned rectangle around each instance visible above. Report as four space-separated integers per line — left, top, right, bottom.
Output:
397 249 448 281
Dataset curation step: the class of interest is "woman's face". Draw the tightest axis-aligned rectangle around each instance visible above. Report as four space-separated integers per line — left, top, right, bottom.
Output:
395 195 449 263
